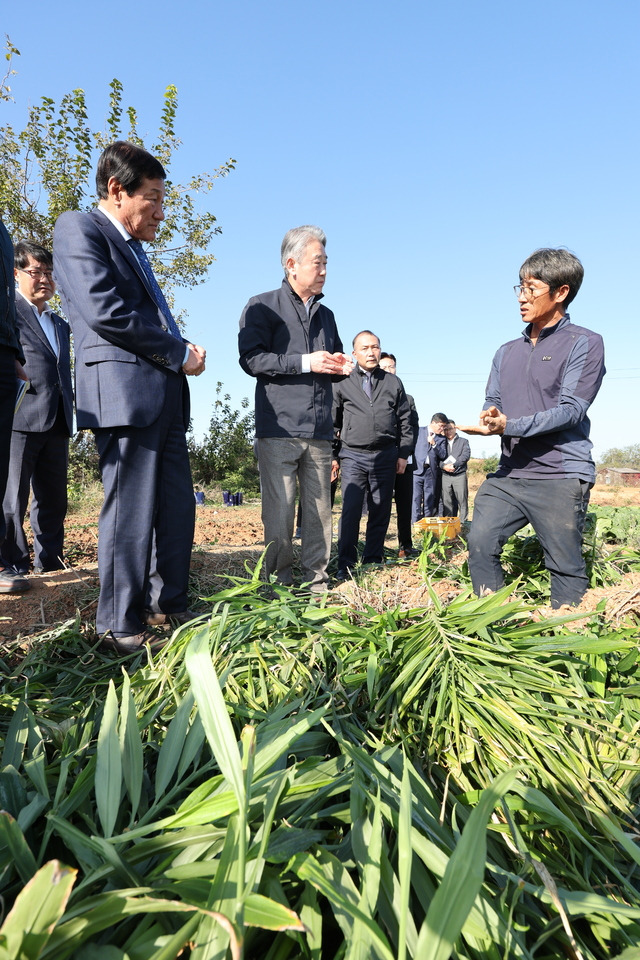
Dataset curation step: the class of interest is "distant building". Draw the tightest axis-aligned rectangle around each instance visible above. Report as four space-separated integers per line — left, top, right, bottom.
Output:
597 467 640 487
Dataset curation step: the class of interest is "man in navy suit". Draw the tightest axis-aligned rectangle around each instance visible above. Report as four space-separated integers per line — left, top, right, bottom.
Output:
1 242 73 575
54 141 206 654
412 412 448 522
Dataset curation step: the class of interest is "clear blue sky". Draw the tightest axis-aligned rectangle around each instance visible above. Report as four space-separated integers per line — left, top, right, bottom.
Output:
3 0 639 460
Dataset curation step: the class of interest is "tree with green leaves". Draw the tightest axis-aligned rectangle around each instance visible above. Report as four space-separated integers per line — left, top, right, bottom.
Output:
188 383 259 492
597 443 640 469
0 37 235 316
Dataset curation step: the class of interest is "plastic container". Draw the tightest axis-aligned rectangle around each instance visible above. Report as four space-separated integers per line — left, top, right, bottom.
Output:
413 516 461 539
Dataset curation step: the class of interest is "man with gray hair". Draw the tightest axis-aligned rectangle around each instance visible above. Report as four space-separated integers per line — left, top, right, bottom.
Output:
464 247 605 609
239 226 352 592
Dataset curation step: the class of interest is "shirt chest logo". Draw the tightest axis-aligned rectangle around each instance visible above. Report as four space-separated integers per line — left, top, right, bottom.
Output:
542 356 552 361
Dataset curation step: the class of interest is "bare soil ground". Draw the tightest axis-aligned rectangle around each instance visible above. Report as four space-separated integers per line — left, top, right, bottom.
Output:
2 476 640 645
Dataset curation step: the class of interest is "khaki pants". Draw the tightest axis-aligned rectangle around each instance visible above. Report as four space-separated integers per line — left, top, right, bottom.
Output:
257 437 332 591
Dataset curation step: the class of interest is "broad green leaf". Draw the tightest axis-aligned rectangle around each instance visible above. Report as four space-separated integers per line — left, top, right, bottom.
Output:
0 769 28 821
75 947 130 959
244 893 303 930
0 860 76 959
397 755 412 960
95 680 122 838
0 811 38 883
1 702 29 770
120 670 143 820
291 848 395 960
155 688 195 798
185 628 244 807
417 768 519 960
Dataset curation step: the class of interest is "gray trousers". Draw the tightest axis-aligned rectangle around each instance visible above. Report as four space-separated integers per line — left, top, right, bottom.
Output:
441 471 469 522
257 437 332 591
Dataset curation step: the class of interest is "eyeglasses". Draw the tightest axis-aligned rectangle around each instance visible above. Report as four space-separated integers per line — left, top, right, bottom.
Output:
514 283 550 301
19 268 54 281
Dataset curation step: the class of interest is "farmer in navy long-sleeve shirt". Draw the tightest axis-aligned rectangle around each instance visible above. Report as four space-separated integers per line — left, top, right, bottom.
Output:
463 248 605 609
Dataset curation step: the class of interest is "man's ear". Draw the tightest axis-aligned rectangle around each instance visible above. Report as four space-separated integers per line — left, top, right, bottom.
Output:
554 283 570 304
107 177 125 203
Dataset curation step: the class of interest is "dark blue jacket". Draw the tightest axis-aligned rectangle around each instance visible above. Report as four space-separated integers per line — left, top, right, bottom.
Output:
414 427 447 478
13 295 73 434
238 280 344 441
54 209 189 431
0 220 24 362
486 314 605 482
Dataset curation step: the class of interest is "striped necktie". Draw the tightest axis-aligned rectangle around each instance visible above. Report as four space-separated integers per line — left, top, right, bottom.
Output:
362 373 372 399
128 239 182 340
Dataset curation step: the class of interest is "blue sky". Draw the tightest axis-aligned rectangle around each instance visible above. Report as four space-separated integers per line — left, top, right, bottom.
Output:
3 0 639 459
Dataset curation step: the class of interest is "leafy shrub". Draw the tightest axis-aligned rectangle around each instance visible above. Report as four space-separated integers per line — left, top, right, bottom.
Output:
188 382 259 493
589 505 640 548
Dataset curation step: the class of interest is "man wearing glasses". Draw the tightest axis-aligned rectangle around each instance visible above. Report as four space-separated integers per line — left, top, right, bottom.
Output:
464 248 605 609
1 241 73 579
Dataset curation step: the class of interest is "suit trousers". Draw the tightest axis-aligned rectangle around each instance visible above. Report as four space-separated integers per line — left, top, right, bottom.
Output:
1 404 69 572
258 437 332 591
338 445 397 570
412 466 442 522
393 463 414 549
441 471 469 522
0 347 15 548
468 476 591 608
94 375 194 636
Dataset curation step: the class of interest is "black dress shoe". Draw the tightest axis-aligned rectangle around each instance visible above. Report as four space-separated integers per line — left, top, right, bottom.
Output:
144 608 201 627
100 630 168 655
0 568 31 593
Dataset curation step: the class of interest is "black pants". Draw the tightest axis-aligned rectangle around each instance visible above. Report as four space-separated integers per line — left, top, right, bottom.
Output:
338 446 397 569
0 347 16 548
393 463 414 549
468 476 592 607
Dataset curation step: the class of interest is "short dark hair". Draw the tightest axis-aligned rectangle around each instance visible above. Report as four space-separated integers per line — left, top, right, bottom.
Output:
431 412 448 424
14 240 53 270
352 329 380 349
445 420 456 428
519 248 584 307
96 141 166 199
380 352 396 362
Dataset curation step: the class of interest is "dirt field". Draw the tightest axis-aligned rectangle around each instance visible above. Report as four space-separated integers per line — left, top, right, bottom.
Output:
2 474 640 643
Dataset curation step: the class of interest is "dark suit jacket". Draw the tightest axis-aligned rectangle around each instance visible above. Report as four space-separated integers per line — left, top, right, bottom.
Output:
13 295 73 434
440 435 471 475
413 427 447 478
53 208 188 430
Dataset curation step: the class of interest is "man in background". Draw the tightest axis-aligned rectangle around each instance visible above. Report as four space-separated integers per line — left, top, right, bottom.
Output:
54 141 206 653
239 225 352 593
465 248 605 609
379 351 419 557
1 241 73 576
333 331 415 577
412 413 448 521
440 419 470 521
